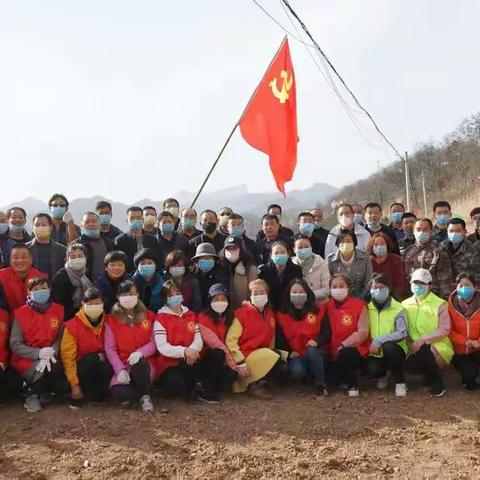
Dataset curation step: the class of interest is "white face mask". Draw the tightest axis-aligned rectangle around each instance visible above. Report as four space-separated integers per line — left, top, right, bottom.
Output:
251 294 268 309
68 257 86 271
169 266 185 278
225 249 240 264
331 287 349 302
338 215 353 228
166 207 179 217
119 295 138 309
84 303 104 319
211 300 228 314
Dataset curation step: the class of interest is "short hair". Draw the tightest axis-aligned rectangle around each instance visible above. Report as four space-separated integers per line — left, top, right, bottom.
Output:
469 207 480 218
127 206 143 215
364 202 382 211
262 213 279 224
158 211 174 221
11 243 31 256
271 240 289 253
416 217 433 229
134 248 158 267
200 209 217 219
367 232 394 255
248 279 270 295
335 202 353 215
163 198 179 207
32 213 53 226
267 204 282 213
294 236 311 247
297 211 314 221
165 249 189 269
449 218 466 229
389 202 405 211
104 250 128 266
7 207 27 218
181 207 197 216
95 200 112 211
67 243 87 256
402 212 417 221
433 201 451 213
335 231 358 248
329 273 351 288
229 213 244 222
82 211 99 220
370 272 392 289
117 280 137 296
48 193 69 208
83 286 102 303
143 205 157 213
456 272 475 284
27 276 49 291
161 279 182 302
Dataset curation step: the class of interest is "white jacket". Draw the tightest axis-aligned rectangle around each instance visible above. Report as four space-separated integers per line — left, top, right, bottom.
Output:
324 223 371 259
292 253 330 300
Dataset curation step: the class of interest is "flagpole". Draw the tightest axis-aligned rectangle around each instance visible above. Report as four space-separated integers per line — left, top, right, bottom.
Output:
190 36 288 209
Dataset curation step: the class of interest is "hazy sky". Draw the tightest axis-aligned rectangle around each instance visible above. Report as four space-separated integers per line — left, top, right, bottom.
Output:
1 1 479 206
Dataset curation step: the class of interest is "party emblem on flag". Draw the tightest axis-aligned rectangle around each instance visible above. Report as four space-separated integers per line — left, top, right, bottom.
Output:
270 70 293 104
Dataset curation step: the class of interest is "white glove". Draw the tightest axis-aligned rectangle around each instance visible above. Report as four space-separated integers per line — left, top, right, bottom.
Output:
117 369 131 385
235 262 246 276
35 358 49 373
62 211 74 224
128 351 143 366
39 347 55 360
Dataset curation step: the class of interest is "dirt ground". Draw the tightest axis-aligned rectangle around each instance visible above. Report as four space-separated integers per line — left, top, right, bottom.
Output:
1 373 480 480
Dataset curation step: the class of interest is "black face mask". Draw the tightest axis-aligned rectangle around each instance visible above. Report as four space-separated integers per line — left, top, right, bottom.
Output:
202 222 217 234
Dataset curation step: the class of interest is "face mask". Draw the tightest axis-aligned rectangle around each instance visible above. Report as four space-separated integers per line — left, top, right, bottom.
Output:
373 244 387 257
160 223 175 235
82 229 100 238
299 223 314 236
457 285 474 300
414 231 430 245
84 303 104 319
296 247 312 261
30 288 50 305
370 287 389 304
367 220 381 231
219 216 230 227
129 219 143 231
50 206 66 219
436 214 451 226
0 223 8 235
202 222 217 234
448 232 464 245
169 266 185 278
211 300 228 314
411 283 428 297
68 257 86 271
339 215 353 228
33 226 50 239
391 212 403 224
251 294 268 309
143 215 156 227
198 258 215 273
314 221 322 229
182 218 196 229
138 263 156 278
98 214 111 226
228 225 244 237
339 243 354 255
9 223 25 233
166 207 179 217
272 253 289 267
225 249 240 264
331 287 348 302
353 213 363 224
167 294 183 308
290 292 308 308
119 295 138 309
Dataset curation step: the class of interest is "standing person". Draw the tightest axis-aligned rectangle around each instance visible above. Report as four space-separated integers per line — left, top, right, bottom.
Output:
104 280 156 412
398 212 417 256
154 280 203 401
327 232 373 300
142 206 158 236
366 274 408 396
93 250 129 313
309 207 329 259
227 213 260 264
48 194 81 246
467 207 480 244
27 213 67 280
402 269 454 397
363 202 400 254
197 284 238 402
156 211 186 269
292 237 330 302
326 274 369 397
220 236 257 310
295 212 326 258
403 218 453 299
448 273 480 390
51 244 92 321
95 200 123 241
432 201 452 243
0 211 7 268
324 203 371 258
256 214 293 265
226 279 283 398
61 287 113 408
276 279 329 397
188 210 226 257
177 208 202 242
352 204 364 225
256 204 294 241
1 207 31 265
162 198 181 230
10 277 66 412
367 233 406 300
218 207 234 236
389 202 406 242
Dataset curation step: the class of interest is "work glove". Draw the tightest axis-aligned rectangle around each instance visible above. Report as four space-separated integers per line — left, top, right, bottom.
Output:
117 369 131 385
39 347 55 360
128 351 143 366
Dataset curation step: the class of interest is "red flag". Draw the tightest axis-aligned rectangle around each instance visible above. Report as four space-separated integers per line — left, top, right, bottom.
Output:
239 37 298 196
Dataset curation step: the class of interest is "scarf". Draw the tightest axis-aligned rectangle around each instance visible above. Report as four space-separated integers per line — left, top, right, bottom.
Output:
111 300 148 325
64 262 92 311
453 291 480 319
26 296 52 314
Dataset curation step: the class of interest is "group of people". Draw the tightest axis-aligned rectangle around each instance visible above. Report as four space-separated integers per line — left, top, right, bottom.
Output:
0 194 480 413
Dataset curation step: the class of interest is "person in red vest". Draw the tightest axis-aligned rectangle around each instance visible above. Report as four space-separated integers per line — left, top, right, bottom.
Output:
0 244 46 313
0 303 9 395
276 278 329 398
10 276 67 413
104 280 156 412
326 273 370 397
226 279 286 399
196 283 238 403
61 287 113 409
154 280 203 401
448 273 480 390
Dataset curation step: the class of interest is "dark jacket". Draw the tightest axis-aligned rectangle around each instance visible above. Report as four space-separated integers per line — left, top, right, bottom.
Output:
26 238 66 280
187 232 227 258
79 234 114 280
239 234 262 265
51 223 81 246
294 230 328 259
132 271 165 313
113 232 159 273
156 233 188 269
0 230 32 266
433 226 448 244
364 223 400 255
162 272 203 313
256 225 294 242
194 264 230 309
51 268 77 321
100 224 123 242
93 271 130 313
256 233 293 265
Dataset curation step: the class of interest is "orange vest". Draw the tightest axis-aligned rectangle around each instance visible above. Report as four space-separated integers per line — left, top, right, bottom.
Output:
11 303 64 374
0 309 9 364
448 294 480 355
64 314 105 360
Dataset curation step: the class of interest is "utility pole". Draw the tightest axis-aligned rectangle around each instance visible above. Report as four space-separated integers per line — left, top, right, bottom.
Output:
421 171 428 216
404 151 411 211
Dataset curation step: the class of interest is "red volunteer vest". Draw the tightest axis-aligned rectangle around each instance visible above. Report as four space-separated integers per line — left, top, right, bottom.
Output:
0 267 46 313
0 309 10 364
198 313 228 343
64 314 105 360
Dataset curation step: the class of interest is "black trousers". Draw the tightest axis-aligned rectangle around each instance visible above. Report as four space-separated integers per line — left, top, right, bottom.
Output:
28 362 69 396
0 367 23 397
111 358 151 402
452 351 480 389
405 344 443 394
366 342 406 383
198 349 237 396
77 353 113 401
336 347 365 388
159 360 201 400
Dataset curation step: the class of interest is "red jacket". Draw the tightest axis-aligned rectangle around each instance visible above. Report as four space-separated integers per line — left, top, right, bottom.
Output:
11 303 64 374
64 314 105 360
0 267 47 313
276 304 326 356
235 304 275 358
0 309 9 364
448 293 480 355
198 313 228 344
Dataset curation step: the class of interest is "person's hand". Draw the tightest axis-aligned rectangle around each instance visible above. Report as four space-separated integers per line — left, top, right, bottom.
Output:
412 339 425 353
369 343 380 355
35 358 50 373
336 343 345 354
184 348 200 366
235 263 246 276
306 339 318 348
62 211 74 224
237 364 250 377
98 352 105 362
289 351 300 359
466 339 480 349
39 347 55 360
127 351 143 366
0 362 5 371
71 384 84 400
117 369 130 385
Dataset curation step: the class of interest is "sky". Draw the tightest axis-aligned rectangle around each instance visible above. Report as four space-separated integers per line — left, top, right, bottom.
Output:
0 1 479 206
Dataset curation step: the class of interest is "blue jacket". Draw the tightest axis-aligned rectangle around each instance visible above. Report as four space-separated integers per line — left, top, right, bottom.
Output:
132 271 165 313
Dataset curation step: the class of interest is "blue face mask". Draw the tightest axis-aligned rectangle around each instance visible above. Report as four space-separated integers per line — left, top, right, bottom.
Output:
228 226 244 237
82 229 100 238
99 214 111 226
391 212 403 224
299 223 314 236
160 223 175 235
414 231 430 244
370 287 390 304
367 220 381 231
373 244 388 257
9 223 25 233
411 283 429 297
436 214 451 226
353 213 363 224
167 294 183 308
0 223 8 235
457 285 475 301
30 288 50 305
182 218 196 229
272 253 289 267
129 219 143 231
50 206 66 219
138 263 156 278
448 232 464 245
198 258 215 273
297 247 312 261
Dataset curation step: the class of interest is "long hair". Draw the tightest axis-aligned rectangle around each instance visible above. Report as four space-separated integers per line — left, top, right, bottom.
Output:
280 278 318 320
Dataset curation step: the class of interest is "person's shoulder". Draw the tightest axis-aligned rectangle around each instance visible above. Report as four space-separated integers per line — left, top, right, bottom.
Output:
52 267 67 282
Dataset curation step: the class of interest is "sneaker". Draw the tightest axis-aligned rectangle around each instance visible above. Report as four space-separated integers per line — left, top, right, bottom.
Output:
347 387 360 397
376 374 389 390
198 390 220 404
24 394 42 413
120 400 131 406
314 386 328 399
249 382 273 400
140 395 154 412
69 398 84 410
430 388 446 398
395 383 407 397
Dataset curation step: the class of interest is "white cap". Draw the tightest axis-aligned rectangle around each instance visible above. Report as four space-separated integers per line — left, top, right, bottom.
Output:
411 268 432 284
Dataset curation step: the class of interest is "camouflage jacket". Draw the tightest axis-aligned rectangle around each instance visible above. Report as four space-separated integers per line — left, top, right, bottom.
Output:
442 238 480 287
